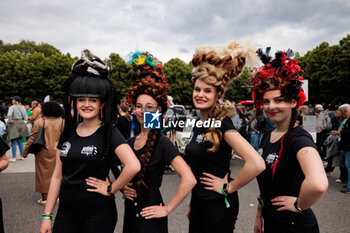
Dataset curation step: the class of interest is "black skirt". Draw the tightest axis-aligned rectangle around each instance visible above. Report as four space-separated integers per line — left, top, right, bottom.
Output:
123 189 168 233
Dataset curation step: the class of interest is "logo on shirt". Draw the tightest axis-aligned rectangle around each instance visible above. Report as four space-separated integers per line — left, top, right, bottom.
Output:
144 111 161 129
195 134 207 144
60 142 71 157
81 145 98 156
266 153 278 165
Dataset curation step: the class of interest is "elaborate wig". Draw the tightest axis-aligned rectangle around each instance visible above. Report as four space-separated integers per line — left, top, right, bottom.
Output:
61 49 117 158
251 48 307 177
191 40 258 152
251 47 306 109
126 51 169 195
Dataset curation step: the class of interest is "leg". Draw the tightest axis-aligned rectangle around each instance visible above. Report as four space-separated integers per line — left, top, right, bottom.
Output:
10 138 17 158
343 150 350 189
340 166 348 183
17 137 24 155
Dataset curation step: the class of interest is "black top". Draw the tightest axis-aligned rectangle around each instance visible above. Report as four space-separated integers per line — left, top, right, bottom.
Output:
340 118 350 150
257 126 316 200
57 126 126 186
116 115 131 139
185 117 236 200
127 133 178 191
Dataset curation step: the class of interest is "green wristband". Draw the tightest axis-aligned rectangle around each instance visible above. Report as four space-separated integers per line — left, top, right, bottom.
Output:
42 215 53 223
221 188 230 208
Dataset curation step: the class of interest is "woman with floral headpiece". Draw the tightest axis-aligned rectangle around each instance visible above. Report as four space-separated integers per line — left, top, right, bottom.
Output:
185 41 266 233
118 52 196 233
252 48 328 233
40 50 140 233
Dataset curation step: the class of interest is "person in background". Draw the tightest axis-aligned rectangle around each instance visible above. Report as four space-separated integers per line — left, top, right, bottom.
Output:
28 100 42 127
250 108 266 151
0 100 7 125
0 136 10 233
315 104 327 159
324 109 348 183
296 105 309 127
116 102 132 139
330 104 350 194
6 96 30 162
252 48 328 233
22 101 64 205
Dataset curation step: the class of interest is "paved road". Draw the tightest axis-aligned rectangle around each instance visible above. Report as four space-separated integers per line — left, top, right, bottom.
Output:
1 151 349 233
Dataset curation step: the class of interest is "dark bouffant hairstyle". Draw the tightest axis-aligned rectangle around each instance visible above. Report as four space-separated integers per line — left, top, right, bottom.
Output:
61 49 117 159
41 101 62 117
191 41 258 152
126 51 168 196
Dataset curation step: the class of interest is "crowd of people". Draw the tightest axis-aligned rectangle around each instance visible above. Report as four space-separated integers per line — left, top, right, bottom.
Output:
0 41 348 233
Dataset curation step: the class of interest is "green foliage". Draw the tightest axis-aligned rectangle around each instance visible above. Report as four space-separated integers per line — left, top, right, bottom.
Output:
109 53 132 103
224 67 252 103
1 35 350 108
163 58 193 106
0 41 74 104
297 34 350 106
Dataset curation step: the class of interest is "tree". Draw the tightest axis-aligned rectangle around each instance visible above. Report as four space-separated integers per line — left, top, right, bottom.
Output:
163 58 193 106
109 53 132 104
224 67 253 103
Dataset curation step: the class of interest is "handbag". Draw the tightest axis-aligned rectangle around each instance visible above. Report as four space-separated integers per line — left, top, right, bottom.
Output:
28 119 45 154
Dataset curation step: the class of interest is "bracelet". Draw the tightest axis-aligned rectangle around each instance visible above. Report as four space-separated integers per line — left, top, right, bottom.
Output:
294 198 302 212
221 187 230 208
42 212 53 216
42 215 53 223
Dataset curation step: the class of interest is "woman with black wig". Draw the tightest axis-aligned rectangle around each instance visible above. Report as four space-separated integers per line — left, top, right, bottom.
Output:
252 48 328 233
40 50 140 233
118 51 196 233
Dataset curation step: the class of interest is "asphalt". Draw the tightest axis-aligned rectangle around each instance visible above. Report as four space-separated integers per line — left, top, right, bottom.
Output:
1 150 350 233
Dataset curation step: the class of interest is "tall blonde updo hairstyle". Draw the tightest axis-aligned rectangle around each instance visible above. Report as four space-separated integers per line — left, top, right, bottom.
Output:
191 40 258 152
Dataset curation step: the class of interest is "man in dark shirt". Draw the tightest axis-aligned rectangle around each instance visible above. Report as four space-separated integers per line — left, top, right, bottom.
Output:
331 104 350 193
0 100 7 124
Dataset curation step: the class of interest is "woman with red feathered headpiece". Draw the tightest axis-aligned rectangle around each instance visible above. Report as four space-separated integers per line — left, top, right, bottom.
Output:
251 48 328 233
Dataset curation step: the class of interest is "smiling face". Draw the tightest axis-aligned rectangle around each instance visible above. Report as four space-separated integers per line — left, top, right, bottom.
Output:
135 94 160 124
192 79 219 111
76 96 104 121
262 89 297 124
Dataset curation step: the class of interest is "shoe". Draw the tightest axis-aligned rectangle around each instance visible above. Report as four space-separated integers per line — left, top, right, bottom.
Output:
335 179 342 183
18 157 25 160
340 187 350 194
8 158 16 162
37 199 47 206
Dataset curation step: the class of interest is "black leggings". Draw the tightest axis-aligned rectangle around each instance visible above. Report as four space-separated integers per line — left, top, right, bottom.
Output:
189 192 239 233
53 185 117 233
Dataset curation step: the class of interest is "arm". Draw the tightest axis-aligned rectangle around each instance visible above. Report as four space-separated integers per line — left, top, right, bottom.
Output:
254 205 264 233
40 149 63 233
0 154 9 172
200 130 265 194
86 144 141 196
7 107 13 122
271 147 328 212
140 156 196 219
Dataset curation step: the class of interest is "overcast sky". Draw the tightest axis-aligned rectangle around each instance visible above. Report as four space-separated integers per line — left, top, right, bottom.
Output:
1 0 349 63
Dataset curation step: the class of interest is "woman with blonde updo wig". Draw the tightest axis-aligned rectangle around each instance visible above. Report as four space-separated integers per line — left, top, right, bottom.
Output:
121 51 196 233
185 41 265 233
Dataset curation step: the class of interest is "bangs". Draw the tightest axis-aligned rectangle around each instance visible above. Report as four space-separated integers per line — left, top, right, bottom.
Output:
69 75 110 97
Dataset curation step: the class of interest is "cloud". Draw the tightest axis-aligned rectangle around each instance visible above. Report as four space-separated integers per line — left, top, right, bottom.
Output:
1 0 349 62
